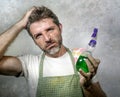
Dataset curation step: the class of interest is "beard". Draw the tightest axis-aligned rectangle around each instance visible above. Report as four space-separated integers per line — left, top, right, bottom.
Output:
44 38 62 55
45 46 61 55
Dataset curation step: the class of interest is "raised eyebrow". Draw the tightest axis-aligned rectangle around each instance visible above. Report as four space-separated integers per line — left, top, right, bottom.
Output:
46 26 55 30
46 28 54 32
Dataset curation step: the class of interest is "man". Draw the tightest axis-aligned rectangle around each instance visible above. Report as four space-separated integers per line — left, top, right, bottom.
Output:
0 6 106 97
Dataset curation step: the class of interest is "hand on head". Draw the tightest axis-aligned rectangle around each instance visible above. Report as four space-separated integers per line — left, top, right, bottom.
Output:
20 6 36 29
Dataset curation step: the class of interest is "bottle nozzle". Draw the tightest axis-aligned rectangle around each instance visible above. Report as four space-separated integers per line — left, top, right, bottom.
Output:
91 28 98 38
88 28 98 47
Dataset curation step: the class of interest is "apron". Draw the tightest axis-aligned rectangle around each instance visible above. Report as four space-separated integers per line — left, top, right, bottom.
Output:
36 48 84 97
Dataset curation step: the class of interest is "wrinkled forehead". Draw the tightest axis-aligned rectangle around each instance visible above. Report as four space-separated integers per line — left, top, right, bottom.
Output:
29 18 57 34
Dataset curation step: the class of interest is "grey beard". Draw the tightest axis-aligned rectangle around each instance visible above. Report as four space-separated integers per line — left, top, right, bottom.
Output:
46 46 60 55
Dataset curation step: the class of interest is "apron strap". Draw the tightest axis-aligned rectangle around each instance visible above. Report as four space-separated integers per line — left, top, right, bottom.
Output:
66 48 78 75
39 52 45 78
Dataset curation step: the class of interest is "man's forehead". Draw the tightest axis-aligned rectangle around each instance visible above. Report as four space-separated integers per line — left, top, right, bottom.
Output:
30 18 55 28
29 18 56 34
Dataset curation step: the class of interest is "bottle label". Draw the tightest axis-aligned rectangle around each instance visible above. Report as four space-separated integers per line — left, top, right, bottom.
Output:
72 48 85 63
72 48 89 73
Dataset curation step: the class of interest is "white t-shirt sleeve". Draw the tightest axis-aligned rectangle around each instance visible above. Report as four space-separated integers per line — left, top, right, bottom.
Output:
18 55 29 78
18 54 41 97
18 54 40 78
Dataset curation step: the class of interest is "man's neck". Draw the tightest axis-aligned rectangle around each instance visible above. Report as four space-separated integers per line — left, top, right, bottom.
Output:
45 45 67 58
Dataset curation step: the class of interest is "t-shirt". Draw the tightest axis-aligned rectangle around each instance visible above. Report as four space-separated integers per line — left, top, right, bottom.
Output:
18 48 97 97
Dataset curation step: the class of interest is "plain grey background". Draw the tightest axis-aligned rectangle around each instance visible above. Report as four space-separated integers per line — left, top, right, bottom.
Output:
0 0 120 97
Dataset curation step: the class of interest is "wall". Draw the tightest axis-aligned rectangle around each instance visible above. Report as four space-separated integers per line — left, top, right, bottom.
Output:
0 0 120 97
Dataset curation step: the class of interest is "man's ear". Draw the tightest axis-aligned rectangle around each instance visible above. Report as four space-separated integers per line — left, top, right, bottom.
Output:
59 23 62 33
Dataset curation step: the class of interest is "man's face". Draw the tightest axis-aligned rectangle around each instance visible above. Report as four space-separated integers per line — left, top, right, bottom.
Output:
29 18 62 55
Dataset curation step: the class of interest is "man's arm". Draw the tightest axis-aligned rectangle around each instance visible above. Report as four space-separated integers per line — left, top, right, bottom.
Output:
79 55 107 97
0 56 22 76
0 7 35 76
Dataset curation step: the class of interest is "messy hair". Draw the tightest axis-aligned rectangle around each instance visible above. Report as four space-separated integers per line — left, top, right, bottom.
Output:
26 6 60 36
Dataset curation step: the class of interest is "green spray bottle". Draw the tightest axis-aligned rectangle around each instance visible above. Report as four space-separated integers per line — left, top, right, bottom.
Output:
76 28 98 73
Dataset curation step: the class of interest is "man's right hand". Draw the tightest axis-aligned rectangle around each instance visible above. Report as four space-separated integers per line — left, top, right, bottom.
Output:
19 6 36 29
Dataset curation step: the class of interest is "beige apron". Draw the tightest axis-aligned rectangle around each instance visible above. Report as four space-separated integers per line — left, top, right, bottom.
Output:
36 48 84 97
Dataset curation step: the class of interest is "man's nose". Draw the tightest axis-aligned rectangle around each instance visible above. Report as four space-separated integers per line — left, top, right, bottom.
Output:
44 34 51 42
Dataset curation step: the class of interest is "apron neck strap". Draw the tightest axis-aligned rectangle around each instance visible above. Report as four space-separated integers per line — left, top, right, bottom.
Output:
39 52 45 77
66 48 78 74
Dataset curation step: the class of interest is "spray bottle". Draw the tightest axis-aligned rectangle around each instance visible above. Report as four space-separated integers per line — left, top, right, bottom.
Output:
76 28 98 73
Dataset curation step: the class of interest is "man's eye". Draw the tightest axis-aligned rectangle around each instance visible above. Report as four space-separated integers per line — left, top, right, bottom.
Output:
35 33 42 39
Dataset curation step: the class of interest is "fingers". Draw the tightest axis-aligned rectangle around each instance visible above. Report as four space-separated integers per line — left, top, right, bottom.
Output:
79 69 92 86
22 6 36 29
26 6 36 17
28 6 36 13
87 55 100 73
86 59 95 73
79 69 91 79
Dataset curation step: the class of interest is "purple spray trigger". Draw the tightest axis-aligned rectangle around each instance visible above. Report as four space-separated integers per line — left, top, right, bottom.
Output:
91 28 98 38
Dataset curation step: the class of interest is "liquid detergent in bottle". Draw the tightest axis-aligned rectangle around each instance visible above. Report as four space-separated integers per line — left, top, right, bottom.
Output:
76 28 98 73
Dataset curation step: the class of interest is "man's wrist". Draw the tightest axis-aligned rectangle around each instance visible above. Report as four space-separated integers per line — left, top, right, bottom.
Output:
83 80 92 90
16 19 26 29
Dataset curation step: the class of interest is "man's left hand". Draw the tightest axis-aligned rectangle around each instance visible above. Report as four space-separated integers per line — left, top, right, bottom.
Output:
79 55 100 88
